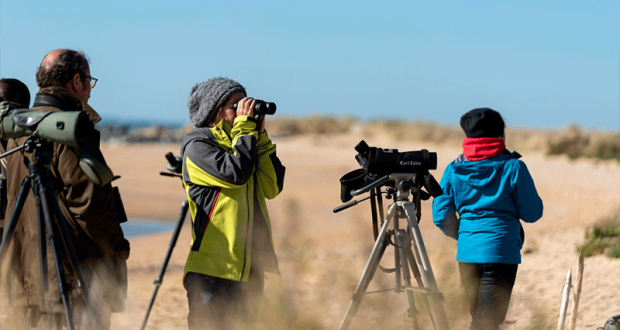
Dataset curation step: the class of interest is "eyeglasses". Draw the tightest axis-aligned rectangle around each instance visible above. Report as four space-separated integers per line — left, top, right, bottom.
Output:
84 75 98 89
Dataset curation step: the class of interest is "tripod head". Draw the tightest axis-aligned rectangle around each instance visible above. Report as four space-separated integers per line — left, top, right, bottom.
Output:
350 173 441 200
160 152 183 179
335 170 442 213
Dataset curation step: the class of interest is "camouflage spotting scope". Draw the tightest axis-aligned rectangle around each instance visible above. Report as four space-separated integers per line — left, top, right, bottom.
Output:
0 108 90 148
0 107 113 186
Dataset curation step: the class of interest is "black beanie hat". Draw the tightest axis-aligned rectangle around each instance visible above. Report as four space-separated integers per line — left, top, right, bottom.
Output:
460 108 505 138
187 77 246 127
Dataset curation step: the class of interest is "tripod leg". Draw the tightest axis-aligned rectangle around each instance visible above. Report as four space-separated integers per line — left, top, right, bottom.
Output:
45 182 104 329
401 202 450 330
33 183 49 292
403 238 438 329
0 177 31 263
140 200 189 330
394 229 421 330
339 203 396 330
47 187 91 293
35 178 76 330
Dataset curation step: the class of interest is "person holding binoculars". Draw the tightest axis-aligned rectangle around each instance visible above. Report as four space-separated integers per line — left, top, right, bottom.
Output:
181 77 285 329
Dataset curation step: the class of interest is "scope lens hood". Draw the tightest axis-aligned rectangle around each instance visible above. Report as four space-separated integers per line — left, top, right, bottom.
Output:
73 112 90 144
339 168 367 203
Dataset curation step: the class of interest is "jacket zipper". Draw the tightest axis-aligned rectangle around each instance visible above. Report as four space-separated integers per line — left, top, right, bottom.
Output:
202 188 221 234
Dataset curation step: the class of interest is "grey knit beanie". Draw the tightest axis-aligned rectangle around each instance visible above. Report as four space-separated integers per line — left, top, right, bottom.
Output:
187 77 246 127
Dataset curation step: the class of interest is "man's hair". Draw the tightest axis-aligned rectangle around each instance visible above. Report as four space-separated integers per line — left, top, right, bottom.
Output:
36 49 90 88
0 78 31 108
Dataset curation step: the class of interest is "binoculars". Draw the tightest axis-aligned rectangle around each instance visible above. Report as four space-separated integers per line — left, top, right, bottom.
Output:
232 99 277 116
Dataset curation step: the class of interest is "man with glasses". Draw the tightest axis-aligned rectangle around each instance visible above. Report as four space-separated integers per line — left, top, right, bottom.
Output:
1 49 129 330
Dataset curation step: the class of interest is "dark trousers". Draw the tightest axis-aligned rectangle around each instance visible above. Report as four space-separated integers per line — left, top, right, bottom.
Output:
458 263 518 330
185 267 264 330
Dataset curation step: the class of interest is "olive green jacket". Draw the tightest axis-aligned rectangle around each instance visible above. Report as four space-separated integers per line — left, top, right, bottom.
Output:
181 116 285 282
1 87 129 313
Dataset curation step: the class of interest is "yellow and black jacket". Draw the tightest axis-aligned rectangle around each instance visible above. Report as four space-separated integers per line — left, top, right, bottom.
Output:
181 116 285 282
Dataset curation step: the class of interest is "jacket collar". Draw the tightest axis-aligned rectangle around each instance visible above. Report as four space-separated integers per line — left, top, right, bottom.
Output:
211 119 233 142
462 137 506 161
34 86 102 125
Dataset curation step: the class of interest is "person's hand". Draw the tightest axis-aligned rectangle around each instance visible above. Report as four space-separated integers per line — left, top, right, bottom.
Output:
236 97 255 117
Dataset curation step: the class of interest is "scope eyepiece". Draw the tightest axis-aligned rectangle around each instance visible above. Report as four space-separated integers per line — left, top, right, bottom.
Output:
165 152 183 174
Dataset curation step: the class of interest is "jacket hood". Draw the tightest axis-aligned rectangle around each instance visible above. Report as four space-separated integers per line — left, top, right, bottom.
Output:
181 120 233 155
181 126 209 156
451 154 509 189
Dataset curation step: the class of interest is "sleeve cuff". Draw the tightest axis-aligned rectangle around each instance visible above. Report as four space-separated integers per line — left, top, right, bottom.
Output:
234 115 258 124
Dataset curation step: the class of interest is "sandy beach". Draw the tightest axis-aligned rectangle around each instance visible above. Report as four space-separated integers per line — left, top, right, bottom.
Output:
102 133 620 330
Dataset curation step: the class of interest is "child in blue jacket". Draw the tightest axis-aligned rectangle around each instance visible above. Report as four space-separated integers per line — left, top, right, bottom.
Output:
432 108 543 330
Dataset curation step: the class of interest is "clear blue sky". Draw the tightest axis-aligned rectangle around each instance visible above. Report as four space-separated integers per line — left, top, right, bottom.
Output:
1 1 618 129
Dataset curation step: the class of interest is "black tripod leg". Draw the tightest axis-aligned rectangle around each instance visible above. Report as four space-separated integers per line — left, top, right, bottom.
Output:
0 177 31 265
48 189 89 292
140 200 189 330
35 178 75 330
45 183 100 328
339 204 396 330
32 183 49 293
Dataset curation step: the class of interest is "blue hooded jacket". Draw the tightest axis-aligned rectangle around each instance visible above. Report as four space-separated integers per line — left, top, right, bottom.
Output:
432 152 543 264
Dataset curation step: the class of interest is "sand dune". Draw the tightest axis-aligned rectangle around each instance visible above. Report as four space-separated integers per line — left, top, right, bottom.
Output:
102 133 620 330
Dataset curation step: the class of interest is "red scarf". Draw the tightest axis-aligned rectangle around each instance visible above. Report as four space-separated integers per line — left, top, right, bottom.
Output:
462 137 506 161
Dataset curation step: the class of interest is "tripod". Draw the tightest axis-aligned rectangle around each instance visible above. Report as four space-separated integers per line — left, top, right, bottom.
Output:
336 173 450 330
140 153 188 330
0 137 92 330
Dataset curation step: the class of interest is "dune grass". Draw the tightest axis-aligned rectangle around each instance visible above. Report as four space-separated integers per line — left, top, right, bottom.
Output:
268 116 619 162
578 209 620 258
546 125 620 161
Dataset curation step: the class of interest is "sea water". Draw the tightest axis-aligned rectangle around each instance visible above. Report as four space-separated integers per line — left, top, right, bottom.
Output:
121 219 176 238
